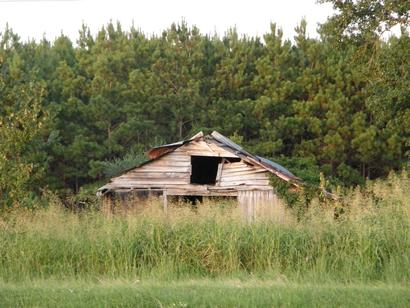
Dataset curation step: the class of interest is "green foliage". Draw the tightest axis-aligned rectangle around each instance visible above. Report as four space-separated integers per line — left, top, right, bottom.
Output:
0 80 47 208
268 157 337 217
92 150 147 179
269 175 300 207
0 174 409 283
0 11 409 199
319 0 409 42
269 173 319 220
273 156 321 186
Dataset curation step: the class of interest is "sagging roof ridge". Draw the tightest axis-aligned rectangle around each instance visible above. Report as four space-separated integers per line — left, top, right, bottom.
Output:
209 131 300 183
100 131 301 193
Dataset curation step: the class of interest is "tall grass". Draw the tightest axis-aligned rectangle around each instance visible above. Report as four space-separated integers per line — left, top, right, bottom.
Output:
0 172 409 283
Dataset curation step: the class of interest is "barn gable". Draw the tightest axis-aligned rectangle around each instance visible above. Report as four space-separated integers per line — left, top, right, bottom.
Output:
98 131 300 197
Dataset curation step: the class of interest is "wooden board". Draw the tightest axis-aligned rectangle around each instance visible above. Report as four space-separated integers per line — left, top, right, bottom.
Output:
109 150 192 188
118 173 189 179
141 160 190 167
110 179 189 186
219 161 271 188
222 162 260 170
102 137 278 194
130 167 191 173
174 140 238 158
219 168 267 175
238 190 284 223
221 174 268 181
220 181 270 187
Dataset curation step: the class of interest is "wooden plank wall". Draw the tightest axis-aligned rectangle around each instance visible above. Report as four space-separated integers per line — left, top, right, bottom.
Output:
238 190 284 223
104 139 278 198
173 140 238 157
110 151 192 187
106 140 239 190
219 162 271 188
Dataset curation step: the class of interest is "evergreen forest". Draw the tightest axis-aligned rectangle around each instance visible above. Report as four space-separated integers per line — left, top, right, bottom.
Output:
0 0 409 208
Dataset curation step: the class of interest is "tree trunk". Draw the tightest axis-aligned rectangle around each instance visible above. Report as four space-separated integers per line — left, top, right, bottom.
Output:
179 119 183 139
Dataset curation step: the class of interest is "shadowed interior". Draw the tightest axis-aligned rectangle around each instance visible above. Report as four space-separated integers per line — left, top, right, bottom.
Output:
190 156 222 184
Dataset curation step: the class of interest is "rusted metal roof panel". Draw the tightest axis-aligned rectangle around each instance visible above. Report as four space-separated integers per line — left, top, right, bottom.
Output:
147 131 204 159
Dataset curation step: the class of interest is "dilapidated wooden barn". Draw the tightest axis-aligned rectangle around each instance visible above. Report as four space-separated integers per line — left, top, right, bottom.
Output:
98 131 301 220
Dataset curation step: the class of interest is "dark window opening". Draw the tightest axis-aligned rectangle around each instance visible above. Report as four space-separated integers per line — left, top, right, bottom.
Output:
190 156 221 184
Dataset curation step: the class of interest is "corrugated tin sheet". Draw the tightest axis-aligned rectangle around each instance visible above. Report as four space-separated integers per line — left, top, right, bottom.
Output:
256 156 296 178
210 131 299 182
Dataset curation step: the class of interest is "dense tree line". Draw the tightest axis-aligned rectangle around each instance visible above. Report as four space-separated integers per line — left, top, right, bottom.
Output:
0 1 409 207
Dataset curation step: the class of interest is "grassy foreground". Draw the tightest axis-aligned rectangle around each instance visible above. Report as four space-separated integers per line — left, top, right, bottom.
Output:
0 172 409 306
1 279 410 308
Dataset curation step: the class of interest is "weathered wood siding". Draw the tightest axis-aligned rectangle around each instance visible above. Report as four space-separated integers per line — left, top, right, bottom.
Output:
219 162 271 188
238 190 284 222
103 139 278 201
110 151 191 188
106 140 241 190
173 140 238 157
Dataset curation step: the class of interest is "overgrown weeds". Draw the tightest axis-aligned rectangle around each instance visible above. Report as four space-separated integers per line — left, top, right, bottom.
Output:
0 172 409 284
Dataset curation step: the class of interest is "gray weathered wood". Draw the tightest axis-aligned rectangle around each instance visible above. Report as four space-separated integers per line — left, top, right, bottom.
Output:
163 190 168 216
215 159 225 186
100 133 288 223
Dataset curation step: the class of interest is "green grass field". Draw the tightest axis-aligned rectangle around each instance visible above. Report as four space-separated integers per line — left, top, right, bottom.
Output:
1 280 410 308
1 173 409 306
